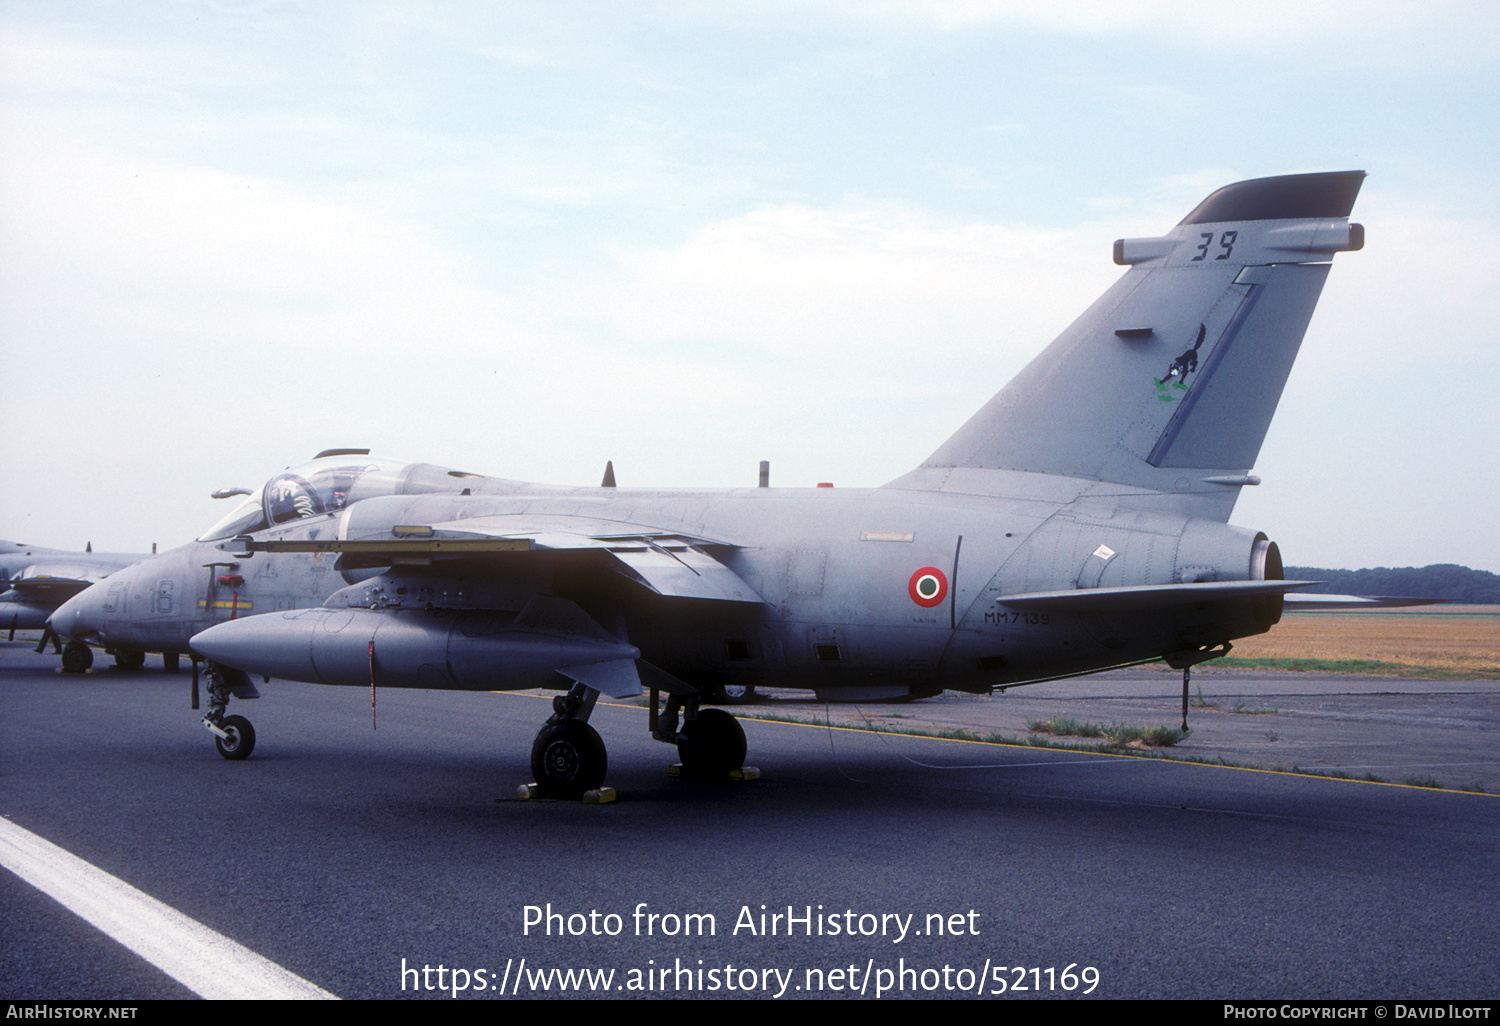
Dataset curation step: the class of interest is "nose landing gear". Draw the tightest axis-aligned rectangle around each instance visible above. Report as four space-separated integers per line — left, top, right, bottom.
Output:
60 642 93 674
199 661 260 761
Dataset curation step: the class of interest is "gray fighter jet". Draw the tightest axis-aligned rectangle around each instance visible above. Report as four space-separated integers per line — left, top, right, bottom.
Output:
49 171 1366 797
1 539 150 670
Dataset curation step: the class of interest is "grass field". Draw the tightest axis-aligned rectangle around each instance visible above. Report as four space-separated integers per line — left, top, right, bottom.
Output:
1225 605 1500 677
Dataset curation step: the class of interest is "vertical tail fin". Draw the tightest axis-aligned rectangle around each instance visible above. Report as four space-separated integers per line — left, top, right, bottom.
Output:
891 171 1364 519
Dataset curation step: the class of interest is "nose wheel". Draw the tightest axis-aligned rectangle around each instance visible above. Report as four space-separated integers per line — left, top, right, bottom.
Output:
198 660 260 761
212 714 256 760
61 642 93 674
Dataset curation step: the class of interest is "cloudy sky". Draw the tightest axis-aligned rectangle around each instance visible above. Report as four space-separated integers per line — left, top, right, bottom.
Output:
2 2 1497 572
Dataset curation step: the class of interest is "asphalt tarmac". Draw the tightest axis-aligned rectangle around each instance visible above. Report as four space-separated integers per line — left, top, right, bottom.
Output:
3 641 1497 1001
750 664 1500 794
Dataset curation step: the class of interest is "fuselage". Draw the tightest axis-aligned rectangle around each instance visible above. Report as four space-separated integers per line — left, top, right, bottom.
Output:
50 474 1275 699
48 172 1369 703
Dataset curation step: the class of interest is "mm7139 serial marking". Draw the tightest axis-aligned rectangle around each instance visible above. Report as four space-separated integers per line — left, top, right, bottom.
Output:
985 611 1051 626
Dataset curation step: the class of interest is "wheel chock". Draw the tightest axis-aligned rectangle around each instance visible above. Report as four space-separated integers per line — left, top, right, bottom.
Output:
516 782 617 804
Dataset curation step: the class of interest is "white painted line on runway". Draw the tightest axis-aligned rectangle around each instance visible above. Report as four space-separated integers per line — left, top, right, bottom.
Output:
0 815 337 1000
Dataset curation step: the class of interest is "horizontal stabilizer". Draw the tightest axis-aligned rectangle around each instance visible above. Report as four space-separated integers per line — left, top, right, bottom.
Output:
993 579 1321 612
1282 593 1448 610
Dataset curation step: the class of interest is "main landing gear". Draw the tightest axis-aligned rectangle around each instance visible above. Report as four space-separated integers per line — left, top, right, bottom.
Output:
674 708 747 776
199 660 260 761
707 682 757 705
110 648 146 671
529 686 609 800
185 660 752 797
652 690 750 780
52 639 176 674
523 682 752 801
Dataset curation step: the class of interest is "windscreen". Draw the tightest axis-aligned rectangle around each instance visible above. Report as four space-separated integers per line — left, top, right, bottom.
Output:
198 456 426 541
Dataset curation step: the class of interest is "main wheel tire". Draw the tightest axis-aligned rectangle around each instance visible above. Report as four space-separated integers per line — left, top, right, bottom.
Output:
714 683 757 705
61 643 93 674
112 649 146 671
214 715 256 760
677 708 747 776
530 721 608 799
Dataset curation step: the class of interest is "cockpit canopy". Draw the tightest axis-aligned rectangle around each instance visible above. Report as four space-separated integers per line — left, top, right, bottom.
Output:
198 454 477 541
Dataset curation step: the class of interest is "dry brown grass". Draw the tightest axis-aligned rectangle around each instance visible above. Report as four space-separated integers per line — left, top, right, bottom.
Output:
1232 607 1500 670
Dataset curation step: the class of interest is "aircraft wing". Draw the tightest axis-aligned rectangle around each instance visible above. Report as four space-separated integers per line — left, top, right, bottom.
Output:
227 514 764 604
3 576 96 605
1 562 130 604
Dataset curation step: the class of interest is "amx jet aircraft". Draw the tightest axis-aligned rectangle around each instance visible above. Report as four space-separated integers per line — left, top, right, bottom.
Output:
50 171 1366 798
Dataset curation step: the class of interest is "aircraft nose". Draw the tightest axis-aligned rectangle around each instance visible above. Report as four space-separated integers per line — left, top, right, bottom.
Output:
49 582 107 643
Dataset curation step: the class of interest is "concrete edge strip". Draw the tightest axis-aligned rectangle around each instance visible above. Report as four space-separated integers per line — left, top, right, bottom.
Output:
0 815 337 1000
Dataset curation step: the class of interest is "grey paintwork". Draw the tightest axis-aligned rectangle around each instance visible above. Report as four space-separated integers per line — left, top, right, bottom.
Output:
0 539 147 634
47 171 1365 777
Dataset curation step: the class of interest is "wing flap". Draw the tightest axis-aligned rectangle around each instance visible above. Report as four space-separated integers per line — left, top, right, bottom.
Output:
606 546 763 603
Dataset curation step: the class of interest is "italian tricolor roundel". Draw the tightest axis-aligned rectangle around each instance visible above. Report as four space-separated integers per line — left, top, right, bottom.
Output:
908 566 948 607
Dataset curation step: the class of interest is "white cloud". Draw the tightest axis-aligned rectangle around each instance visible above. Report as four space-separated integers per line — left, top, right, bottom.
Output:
760 0 1500 66
589 201 1112 363
3 4 1496 570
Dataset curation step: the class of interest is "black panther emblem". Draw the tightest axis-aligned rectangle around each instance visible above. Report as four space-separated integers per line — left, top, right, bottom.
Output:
1154 323 1206 402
